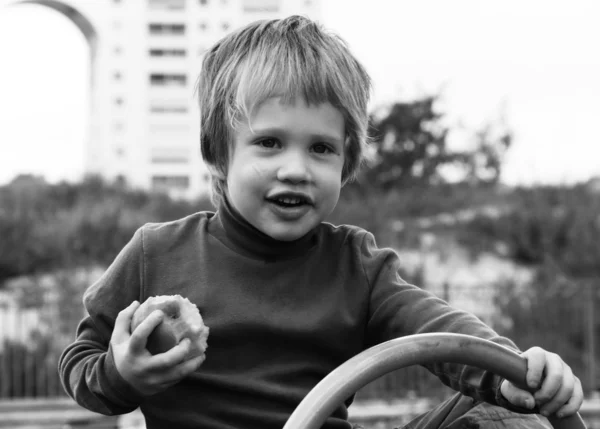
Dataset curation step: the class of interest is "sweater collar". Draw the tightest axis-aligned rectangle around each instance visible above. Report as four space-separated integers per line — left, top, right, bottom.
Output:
212 195 317 261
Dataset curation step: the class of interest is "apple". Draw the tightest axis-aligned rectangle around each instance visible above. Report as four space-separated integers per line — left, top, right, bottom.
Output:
130 295 209 359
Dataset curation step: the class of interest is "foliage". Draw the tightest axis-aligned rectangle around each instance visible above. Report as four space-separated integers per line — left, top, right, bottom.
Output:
463 184 600 276
492 271 598 391
463 184 600 392
331 182 512 250
354 95 512 191
0 175 213 284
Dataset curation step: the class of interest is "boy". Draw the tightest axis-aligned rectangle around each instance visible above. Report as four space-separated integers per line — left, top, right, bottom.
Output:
59 16 582 429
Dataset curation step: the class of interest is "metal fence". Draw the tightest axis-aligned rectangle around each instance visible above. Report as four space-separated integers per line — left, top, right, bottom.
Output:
0 268 94 400
0 273 598 401
0 302 69 398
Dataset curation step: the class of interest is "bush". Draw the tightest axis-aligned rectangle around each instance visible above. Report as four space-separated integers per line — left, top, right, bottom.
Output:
0 176 213 284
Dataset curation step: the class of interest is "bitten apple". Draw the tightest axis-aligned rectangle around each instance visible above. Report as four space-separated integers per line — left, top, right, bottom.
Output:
130 295 209 359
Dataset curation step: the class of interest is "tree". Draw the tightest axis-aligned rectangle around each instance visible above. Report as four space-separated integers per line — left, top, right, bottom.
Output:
461 121 513 186
354 95 512 191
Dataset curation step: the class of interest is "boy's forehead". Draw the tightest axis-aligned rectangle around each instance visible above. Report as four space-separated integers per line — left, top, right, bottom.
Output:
236 96 345 139
248 95 340 116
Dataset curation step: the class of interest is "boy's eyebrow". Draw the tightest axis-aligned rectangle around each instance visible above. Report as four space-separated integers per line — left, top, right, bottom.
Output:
250 127 344 143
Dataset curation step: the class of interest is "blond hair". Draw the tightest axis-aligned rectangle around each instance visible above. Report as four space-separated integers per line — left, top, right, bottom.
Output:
195 15 372 206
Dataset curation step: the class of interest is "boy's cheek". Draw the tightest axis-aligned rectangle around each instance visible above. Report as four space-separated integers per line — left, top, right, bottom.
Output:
250 163 270 178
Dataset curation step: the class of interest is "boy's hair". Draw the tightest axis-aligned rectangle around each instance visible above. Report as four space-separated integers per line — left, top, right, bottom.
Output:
195 15 372 206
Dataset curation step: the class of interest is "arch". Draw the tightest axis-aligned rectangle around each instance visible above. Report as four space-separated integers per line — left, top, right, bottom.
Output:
1 0 96 184
7 0 97 83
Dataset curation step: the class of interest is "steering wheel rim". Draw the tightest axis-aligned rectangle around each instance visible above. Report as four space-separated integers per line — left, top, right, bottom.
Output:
283 333 586 429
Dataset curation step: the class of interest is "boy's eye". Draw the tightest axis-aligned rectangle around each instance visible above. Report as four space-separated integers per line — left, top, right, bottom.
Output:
313 143 334 154
257 138 280 149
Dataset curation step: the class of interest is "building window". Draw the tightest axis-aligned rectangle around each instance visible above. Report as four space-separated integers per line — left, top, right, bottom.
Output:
149 73 187 86
151 156 189 164
114 46 122 55
149 23 186 35
150 105 188 113
149 48 186 57
150 98 188 113
114 71 122 80
149 124 190 133
151 147 190 164
152 175 190 190
221 22 230 31
199 0 208 5
148 0 186 10
242 0 280 12
115 97 124 106
199 22 208 31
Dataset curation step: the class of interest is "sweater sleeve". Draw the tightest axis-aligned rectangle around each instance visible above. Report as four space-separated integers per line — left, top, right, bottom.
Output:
359 231 528 411
58 228 146 415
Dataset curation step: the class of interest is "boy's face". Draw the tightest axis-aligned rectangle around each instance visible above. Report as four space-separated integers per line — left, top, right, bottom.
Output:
226 97 345 241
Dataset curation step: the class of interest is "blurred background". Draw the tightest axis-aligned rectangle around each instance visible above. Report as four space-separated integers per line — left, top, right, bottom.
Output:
0 0 598 428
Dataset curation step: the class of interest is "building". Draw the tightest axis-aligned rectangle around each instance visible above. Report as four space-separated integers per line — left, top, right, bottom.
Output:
5 0 321 199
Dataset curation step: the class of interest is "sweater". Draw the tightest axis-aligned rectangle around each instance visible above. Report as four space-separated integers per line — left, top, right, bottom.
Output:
58 199 520 429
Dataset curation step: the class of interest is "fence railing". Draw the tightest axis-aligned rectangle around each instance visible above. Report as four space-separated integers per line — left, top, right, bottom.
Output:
0 306 67 399
0 272 598 401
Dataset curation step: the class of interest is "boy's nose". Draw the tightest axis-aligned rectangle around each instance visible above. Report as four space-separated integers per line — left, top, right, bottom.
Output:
276 153 311 184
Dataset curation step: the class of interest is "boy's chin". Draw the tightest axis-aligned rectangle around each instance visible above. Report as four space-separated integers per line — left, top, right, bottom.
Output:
264 225 314 242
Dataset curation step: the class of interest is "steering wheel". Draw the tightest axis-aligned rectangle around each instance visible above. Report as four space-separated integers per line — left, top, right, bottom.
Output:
283 333 587 429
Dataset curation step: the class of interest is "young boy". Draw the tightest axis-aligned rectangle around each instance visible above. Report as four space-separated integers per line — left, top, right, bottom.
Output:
59 16 583 429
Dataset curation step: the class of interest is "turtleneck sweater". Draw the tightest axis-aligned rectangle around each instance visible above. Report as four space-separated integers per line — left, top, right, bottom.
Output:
59 203 522 429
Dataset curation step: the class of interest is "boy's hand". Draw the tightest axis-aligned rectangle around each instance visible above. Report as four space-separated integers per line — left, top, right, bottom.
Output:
500 346 583 418
110 301 206 396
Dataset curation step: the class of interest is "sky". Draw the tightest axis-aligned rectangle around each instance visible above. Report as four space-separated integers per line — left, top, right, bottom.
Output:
0 0 599 186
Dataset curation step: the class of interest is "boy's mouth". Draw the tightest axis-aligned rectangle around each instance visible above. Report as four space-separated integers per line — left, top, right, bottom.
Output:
270 197 305 207
265 192 313 220
266 193 313 208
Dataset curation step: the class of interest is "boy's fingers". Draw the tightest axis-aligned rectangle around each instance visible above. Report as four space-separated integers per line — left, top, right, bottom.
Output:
534 353 563 404
179 354 205 376
523 347 546 389
539 364 575 416
129 309 164 353
500 380 535 409
112 301 140 343
556 377 584 418
164 354 206 385
151 338 194 369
